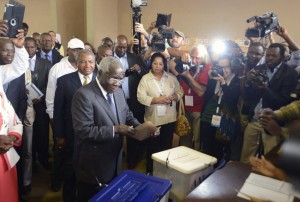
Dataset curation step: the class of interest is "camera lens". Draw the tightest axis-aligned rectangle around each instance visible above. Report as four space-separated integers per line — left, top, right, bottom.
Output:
10 18 17 26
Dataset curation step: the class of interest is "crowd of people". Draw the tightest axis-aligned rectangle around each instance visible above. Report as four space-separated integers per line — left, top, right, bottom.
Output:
0 17 300 202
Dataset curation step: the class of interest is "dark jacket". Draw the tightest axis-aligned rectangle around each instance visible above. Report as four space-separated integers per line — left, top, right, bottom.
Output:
244 63 298 119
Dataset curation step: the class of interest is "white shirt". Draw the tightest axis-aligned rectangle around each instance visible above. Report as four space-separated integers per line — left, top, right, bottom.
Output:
1 46 29 88
29 55 36 71
96 77 115 137
46 56 77 118
78 72 93 85
114 53 130 99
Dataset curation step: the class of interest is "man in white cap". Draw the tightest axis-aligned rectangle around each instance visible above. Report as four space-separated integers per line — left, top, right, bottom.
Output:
45 37 85 192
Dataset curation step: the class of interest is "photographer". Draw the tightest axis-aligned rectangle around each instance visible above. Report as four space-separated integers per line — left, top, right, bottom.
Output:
113 35 147 169
240 43 298 164
167 31 191 68
274 26 300 69
169 45 211 150
200 54 241 161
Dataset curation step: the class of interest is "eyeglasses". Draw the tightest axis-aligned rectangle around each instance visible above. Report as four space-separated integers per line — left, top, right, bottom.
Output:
107 76 124 85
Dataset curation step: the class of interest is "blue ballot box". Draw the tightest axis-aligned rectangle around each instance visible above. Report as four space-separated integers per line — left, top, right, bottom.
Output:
89 170 172 202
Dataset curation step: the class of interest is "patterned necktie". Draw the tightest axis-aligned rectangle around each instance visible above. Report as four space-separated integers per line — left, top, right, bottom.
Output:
83 75 89 85
107 93 117 118
45 53 50 63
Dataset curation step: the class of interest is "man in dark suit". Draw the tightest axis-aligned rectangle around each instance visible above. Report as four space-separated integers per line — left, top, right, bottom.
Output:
72 57 141 202
114 35 147 168
21 37 52 196
241 43 298 163
0 38 27 200
53 50 97 202
36 32 63 66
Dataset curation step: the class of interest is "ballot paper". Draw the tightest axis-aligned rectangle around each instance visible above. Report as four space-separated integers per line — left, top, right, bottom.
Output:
130 121 158 141
237 173 294 202
26 83 43 105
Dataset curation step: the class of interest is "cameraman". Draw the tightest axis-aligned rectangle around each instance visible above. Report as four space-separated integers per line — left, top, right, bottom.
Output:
240 43 298 164
169 45 211 150
167 31 191 67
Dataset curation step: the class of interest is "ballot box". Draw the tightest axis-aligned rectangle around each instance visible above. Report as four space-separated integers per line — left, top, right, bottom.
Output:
89 170 172 202
152 146 217 201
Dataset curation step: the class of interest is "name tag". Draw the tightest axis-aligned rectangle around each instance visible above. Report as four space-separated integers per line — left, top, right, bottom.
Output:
157 105 167 117
211 115 221 127
185 95 193 106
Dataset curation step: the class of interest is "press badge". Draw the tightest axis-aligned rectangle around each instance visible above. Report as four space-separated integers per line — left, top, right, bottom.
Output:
185 95 193 106
157 105 167 117
211 115 221 127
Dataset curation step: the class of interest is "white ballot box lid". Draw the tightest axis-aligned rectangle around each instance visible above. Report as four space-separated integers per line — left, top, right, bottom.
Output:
152 146 217 174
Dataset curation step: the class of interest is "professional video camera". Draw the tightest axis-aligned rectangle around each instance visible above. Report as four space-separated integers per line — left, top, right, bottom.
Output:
150 13 174 52
245 12 279 38
150 25 174 52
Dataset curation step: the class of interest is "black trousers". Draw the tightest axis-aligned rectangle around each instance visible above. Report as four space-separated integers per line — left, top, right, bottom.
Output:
126 98 145 165
146 122 175 174
32 110 50 166
62 148 77 202
77 181 101 202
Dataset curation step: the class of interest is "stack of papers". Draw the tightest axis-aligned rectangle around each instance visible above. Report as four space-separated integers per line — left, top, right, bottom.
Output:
237 173 294 202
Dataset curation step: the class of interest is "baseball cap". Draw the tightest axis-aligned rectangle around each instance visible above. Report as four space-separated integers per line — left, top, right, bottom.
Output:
67 38 84 49
175 31 185 40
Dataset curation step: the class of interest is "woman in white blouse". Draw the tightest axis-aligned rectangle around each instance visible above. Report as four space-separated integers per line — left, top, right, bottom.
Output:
137 52 183 173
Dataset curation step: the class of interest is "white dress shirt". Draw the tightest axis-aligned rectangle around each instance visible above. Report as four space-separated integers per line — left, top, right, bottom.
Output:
46 56 77 118
78 72 93 85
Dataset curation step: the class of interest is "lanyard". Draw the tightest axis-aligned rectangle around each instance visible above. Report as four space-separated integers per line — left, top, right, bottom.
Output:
188 65 203 94
153 76 166 96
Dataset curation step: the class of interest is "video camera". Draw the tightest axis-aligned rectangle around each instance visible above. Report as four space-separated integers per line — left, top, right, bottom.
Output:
151 26 174 52
245 12 279 38
150 13 174 52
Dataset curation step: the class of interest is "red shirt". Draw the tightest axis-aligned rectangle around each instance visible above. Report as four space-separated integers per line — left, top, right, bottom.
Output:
180 64 211 112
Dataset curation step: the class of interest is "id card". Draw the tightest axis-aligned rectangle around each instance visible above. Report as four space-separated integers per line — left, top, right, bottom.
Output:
157 105 167 117
211 115 221 127
185 95 193 106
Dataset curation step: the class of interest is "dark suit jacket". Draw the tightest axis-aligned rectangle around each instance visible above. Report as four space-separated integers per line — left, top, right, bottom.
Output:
36 49 63 66
244 63 298 119
72 80 140 184
31 57 52 115
126 52 147 122
53 71 96 149
6 74 27 120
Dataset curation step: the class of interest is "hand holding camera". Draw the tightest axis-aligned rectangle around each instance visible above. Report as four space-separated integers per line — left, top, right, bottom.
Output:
11 28 25 48
0 20 8 36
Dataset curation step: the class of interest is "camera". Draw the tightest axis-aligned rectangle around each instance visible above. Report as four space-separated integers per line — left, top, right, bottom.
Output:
173 56 193 74
211 66 224 77
150 25 174 52
245 12 279 38
2 0 25 38
125 68 135 77
252 67 268 86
